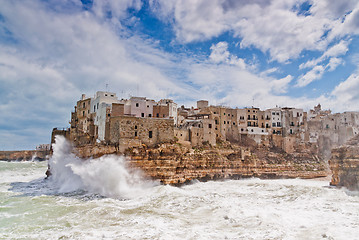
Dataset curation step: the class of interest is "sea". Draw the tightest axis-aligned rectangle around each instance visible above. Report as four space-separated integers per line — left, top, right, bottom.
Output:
1 137 358 239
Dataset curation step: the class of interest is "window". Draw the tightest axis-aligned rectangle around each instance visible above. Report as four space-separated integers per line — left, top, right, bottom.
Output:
163 114 165 117
83 102 85 108
156 113 159 117
135 125 137 129
272 112 275 115
94 106 96 112
277 122 281 127
248 122 251 126
215 119 218 124
241 128 244 131
248 110 250 112
105 94 107 96
233 122 235 125
97 103 99 109
136 103 139 107
272 123 276 127
149 131 153 138
290 129 293 134
111 94 114 97
248 115 250 120
224 121 226 124
83 111 85 117
147 105 149 108
149 114 152 117
214 112 217 114
251 129 254 132
227 121 229 124
141 113 144 117
228 114 230 116
209 124 212 128
135 132 137 137
224 113 226 116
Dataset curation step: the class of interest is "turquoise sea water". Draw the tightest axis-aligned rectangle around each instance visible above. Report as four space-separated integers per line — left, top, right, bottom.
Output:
0 158 358 240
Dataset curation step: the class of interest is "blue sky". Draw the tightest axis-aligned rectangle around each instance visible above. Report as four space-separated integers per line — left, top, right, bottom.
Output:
1 0 359 150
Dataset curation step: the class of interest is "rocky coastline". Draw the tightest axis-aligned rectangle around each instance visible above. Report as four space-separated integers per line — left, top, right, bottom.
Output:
66 141 329 185
0 150 50 162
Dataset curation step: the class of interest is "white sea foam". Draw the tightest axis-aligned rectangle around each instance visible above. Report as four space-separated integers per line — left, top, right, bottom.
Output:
48 136 157 198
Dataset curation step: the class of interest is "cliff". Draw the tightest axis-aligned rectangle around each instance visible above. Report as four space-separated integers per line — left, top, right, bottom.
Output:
72 142 329 185
329 135 359 190
0 150 50 161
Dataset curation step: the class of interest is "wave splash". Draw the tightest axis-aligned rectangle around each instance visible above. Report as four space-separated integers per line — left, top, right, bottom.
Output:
48 136 157 198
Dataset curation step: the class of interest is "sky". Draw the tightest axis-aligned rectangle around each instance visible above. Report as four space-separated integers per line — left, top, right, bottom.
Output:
1 0 359 150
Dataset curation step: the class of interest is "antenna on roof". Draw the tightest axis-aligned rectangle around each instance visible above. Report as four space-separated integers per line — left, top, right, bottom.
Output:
106 83 108 92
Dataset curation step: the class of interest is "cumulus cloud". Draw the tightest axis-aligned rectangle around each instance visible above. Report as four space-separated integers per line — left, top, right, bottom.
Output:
209 42 246 69
150 0 359 63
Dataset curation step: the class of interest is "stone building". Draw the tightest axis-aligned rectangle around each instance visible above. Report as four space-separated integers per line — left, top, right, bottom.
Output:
175 113 216 146
109 115 174 148
91 91 120 141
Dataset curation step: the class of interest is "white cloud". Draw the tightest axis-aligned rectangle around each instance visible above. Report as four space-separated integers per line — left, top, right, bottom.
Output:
150 0 359 63
209 41 246 69
300 40 349 69
326 57 343 72
331 73 359 103
296 65 325 87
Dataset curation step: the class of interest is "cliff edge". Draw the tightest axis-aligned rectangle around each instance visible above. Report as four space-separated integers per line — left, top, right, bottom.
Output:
67 141 329 185
329 135 359 190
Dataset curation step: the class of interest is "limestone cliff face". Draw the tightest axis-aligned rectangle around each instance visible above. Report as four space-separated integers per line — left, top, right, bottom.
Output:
329 136 359 190
74 142 329 185
0 150 49 161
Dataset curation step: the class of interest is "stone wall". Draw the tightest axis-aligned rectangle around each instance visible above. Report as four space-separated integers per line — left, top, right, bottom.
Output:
109 115 174 147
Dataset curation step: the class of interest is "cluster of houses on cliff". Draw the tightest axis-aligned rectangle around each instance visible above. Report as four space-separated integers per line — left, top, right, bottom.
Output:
52 91 359 154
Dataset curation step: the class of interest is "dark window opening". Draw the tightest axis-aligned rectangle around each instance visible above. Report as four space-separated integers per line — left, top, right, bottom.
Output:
141 113 144 117
156 113 159 117
136 103 139 107
135 132 137 137
149 114 152 117
209 124 212 128
149 131 153 138
135 125 137 129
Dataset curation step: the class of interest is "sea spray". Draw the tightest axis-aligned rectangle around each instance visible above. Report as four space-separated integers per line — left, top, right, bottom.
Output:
47 136 158 198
